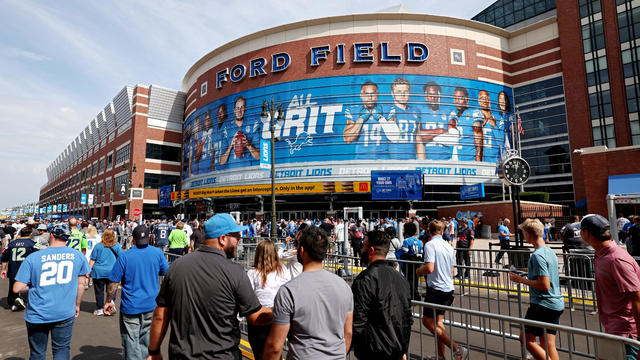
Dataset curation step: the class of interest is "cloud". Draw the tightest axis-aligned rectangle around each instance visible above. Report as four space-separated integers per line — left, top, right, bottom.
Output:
0 0 496 209
3 47 51 62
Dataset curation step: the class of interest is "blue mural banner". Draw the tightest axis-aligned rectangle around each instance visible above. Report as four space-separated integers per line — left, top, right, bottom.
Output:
159 186 173 208
182 74 514 182
460 183 485 200
80 194 87 205
371 170 422 200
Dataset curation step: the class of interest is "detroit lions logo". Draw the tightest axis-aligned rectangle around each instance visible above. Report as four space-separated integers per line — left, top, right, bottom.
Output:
285 132 313 154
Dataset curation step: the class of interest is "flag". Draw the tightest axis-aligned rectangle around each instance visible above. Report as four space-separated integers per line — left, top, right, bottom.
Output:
517 113 524 136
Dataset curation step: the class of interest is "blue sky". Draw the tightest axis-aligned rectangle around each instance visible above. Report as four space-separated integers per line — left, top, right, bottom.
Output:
0 0 495 210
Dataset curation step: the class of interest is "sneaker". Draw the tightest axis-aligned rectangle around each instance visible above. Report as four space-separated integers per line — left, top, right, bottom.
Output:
455 346 469 360
427 356 445 360
11 305 17 312
93 309 104 316
14 298 26 311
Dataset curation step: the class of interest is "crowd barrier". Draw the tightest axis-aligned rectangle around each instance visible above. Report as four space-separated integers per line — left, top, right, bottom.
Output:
163 240 624 358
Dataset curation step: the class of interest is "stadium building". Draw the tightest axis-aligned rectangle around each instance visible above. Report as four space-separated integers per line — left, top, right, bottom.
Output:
39 85 185 219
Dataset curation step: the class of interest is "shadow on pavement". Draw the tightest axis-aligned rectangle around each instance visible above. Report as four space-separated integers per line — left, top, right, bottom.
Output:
72 345 121 359
1 297 12 310
79 300 97 314
6 357 26 360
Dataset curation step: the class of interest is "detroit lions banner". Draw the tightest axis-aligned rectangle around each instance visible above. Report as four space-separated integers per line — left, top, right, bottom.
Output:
183 74 513 190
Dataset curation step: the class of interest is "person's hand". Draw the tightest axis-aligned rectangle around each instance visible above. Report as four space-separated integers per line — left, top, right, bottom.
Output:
509 272 521 283
147 353 163 360
104 301 115 316
0 270 6 279
75 305 80 318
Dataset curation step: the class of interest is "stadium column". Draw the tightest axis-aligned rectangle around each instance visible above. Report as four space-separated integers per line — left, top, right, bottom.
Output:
128 85 150 220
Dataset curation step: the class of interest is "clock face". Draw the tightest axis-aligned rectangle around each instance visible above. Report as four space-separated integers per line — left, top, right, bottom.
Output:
499 157 531 185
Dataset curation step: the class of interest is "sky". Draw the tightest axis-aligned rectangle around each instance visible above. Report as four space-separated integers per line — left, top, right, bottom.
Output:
0 0 495 210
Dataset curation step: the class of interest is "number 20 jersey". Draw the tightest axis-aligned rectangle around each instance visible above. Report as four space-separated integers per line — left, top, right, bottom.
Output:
15 246 90 323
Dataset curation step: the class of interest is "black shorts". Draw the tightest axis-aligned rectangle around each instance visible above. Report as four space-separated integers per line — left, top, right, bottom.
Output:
422 287 454 318
524 303 563 336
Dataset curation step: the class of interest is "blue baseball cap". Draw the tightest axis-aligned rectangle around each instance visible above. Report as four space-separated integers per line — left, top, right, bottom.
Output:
204 213 247 239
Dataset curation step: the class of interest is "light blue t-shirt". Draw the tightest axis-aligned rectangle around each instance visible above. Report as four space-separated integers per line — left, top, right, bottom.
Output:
90 243 123 279
498 225 510 241
423 235 455 292
527 246 564 311
109 245 169 315
15 246 90 324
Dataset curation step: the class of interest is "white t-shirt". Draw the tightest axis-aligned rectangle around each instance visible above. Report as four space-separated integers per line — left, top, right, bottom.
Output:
247 267 291 308
182 224 193 239
335 223 345 243
86 234 102 262
386 237 402 260
424 235 455 292
278 247 303 279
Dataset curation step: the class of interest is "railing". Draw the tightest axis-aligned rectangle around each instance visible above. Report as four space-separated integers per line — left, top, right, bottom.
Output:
162 241 624 359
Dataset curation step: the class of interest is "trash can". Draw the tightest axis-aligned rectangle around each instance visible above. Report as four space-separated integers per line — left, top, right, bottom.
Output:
567 249 594 291
480 224 491 239
508 246 530 270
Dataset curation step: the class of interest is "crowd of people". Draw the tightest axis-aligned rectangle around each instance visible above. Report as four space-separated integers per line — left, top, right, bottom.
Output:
1 211 640 360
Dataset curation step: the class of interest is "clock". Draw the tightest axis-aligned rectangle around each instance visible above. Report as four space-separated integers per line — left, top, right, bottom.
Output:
498 156 531 186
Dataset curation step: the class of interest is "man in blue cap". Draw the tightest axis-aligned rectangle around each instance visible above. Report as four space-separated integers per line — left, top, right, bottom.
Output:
148 213 273 359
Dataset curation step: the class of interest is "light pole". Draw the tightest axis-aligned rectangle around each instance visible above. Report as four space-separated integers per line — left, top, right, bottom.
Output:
122 163 136 220
261 99 283 241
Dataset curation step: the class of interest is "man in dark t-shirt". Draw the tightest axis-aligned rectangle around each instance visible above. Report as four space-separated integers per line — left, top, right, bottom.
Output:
561 216 587 251
147 213 273 359
190 221 204 250
1 227 38 310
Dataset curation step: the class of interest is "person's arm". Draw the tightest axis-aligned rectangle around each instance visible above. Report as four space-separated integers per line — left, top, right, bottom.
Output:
76 275 88 317
220 133 234 165
13 280 29 294
343 111 370 144
104 281 120 314
262 323 290 360
344 311 353 354
89 259 96 268
509 273 551 291
147 306 171 360
246 306 273 326
473 121 483 161
628 291 640 360
416 262 435 276
247 136 260 160
0 262 7 279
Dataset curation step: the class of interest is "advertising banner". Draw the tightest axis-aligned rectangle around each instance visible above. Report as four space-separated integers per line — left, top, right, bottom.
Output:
260 140 271 170
63 204 68 212
187 181 370 199
87 194 94 205
183 73 513 190
80 194 87 205
159 185 173 208
371 170 422 200
460 183 485 200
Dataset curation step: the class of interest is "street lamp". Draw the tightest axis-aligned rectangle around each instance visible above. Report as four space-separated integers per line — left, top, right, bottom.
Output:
261 99 283 241
122 163 136 219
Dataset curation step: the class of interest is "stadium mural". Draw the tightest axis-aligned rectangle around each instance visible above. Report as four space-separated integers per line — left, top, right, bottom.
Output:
182 73 513 190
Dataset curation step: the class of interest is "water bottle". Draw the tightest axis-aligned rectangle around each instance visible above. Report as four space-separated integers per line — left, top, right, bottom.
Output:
510 265 518 274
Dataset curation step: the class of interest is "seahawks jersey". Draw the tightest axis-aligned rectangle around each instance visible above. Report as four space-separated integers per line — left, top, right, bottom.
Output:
421 106 453 160
221 118 261 168
454 109 482 162
1 238 37 279
344 105 390 160
155 222 171 247
388 104 419 160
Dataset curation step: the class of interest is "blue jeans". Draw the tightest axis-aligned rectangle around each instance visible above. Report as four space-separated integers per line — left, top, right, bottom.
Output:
120 311 153 360
26 316 75 360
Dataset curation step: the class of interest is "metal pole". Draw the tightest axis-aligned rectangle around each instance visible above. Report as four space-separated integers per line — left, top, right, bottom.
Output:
270 99 277 242
511 185 519 247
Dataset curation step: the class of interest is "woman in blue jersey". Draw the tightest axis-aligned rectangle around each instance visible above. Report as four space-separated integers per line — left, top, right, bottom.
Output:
496 90 513 153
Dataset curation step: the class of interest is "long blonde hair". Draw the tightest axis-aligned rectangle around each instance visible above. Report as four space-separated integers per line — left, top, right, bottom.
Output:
87 225 98 238
253 240 283 287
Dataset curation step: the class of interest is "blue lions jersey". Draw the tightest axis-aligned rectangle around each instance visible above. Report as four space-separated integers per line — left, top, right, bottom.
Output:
421 106 453 160
221 118 261 168
213 124 226 171
388 104 419 160
454 109 483 162
15 246 90 323
344 105 389 160
196 128 214 173
496 111 513 152
483 115 506 163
